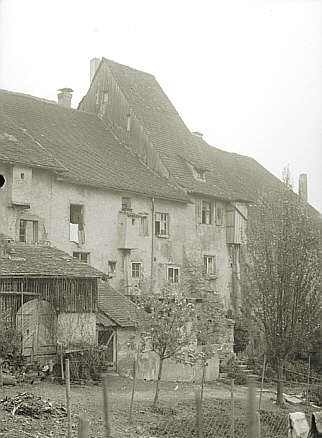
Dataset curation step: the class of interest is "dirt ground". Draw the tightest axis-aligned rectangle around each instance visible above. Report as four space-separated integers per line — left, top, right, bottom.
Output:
0 376 313 437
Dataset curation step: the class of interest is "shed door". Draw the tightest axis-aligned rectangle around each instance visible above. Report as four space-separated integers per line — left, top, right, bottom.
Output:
16 299 57 357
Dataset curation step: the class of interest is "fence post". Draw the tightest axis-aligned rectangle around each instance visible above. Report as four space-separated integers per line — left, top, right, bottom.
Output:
195 389 203 438
103 375 111 438
0 362 3 388
77 416 89 438
129 357 137 424
65 358 72 438
306 355 311 407
258 354 266 410
247 376 259 438
231 379 235 438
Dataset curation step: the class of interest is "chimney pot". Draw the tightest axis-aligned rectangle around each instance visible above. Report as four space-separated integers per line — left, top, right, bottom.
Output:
298 173 308 202
90 58 100 83
57 88 73 108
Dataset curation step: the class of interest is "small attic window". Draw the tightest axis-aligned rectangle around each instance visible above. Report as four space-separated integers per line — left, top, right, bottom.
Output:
127 114 131 132
193 167 206 182
102 91 109 104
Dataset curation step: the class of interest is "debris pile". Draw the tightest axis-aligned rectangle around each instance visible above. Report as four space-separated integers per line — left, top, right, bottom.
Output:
0 392 67 418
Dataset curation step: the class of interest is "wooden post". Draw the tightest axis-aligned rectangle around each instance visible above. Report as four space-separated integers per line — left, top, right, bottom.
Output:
200 362 206 402
258 354 266 410
247 376 258 438
60 344 65 380
231 379 235 438
65 358 72 438
0 363 3 387
195 389 203 438
103 375 111 438
77 416 89 438
306 355 311 407
129 357 137 424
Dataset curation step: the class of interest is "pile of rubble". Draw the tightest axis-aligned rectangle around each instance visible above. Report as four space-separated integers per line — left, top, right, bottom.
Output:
0 392 67 418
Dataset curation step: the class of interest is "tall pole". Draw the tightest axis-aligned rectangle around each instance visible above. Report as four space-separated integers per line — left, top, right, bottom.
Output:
65 359 72 438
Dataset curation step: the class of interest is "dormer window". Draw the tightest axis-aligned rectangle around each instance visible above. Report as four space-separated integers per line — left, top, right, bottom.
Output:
192 166 206 182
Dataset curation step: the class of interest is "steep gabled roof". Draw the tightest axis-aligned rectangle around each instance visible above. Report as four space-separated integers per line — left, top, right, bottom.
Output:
98 281 136 327
0 243 105 278
0 89 188 202
99 58 293 203
102 58 235 200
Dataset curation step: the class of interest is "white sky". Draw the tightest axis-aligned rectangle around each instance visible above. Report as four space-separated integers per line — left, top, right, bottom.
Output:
0 0 321 211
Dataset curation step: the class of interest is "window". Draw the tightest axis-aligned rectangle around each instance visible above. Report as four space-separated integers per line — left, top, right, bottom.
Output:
73 252 90 263
108 261 117 275
102 91 109 104
201 201 212 224
127 114 131 132
121 197 132 211
216 203 224 225
193 167 206 182
167 267 180 283
131 262 142 279
70 204 85 244
203 255 216 276
155 212 169 236
20 172 25 180
19 219 38 243
139 216 148 236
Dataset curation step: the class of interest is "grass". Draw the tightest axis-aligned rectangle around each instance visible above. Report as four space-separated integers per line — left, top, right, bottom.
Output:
0 376 317 437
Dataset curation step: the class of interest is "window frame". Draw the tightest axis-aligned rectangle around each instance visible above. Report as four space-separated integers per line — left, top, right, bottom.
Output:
201 200 212 225
155 212 169 237
215 202 224 226
73 251 90 263
131 262 142 279
108 260 117 275
203 255 216 276
19 219 38 243
139 216 149 236
121 197 132 211
167 266 180 284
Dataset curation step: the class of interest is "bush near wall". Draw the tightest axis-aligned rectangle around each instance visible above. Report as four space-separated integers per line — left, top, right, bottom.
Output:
65 346 110 381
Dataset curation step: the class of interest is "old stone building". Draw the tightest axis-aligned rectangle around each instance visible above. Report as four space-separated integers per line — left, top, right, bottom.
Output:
0 58 294 377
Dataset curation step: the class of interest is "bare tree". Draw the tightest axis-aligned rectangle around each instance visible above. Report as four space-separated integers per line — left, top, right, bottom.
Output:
137 288 195 407
243 173 321 405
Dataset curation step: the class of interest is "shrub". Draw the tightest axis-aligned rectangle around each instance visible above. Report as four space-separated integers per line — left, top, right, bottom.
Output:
66 346 110 381
0 312 22 362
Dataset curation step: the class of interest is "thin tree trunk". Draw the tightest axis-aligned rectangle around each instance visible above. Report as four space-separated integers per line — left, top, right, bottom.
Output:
153 357 164 408
276 359 285 407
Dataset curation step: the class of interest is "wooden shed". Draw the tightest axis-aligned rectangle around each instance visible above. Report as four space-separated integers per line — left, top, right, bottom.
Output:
0 238 105 361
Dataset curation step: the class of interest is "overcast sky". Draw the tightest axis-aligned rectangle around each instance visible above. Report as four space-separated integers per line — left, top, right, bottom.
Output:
0 0 321 211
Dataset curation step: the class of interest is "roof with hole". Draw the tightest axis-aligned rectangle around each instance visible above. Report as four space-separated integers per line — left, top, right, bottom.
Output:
0 89 188 202
0 243 106 277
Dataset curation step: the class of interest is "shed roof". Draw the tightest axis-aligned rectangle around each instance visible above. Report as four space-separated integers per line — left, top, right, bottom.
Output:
98 281 137 327
0 243 105 278
0 89 188 203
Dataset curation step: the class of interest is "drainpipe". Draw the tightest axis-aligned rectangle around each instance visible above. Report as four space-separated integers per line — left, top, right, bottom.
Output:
150 198 155 293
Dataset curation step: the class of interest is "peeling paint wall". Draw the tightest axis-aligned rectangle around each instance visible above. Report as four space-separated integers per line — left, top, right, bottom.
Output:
0 164 238 310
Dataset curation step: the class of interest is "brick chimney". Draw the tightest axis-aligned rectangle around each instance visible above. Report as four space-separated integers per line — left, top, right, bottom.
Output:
298 173 308 202
90 58 100 83
57 88 73 108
